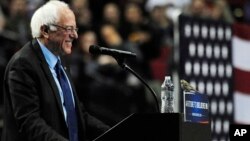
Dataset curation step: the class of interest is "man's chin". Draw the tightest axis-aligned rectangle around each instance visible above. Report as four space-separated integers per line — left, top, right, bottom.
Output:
64 49 72 55
63 46 72 55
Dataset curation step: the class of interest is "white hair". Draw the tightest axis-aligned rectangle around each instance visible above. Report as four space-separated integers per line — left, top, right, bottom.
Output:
30 0 69 38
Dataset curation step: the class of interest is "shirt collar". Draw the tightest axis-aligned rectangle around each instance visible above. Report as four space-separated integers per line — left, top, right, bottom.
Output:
37 38 59 69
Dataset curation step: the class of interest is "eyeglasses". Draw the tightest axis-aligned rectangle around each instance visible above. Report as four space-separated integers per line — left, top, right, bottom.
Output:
50 24 78 33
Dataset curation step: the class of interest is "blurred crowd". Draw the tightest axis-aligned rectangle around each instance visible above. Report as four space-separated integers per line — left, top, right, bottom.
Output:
0 0 247 129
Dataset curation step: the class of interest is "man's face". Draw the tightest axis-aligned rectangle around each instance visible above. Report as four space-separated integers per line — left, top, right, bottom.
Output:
48 8 78 55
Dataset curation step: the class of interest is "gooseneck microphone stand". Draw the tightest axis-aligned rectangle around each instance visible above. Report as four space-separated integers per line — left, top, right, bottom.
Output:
114 56 160 113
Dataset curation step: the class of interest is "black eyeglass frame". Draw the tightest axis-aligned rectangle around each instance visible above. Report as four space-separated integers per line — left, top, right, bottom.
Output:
49 24 78 33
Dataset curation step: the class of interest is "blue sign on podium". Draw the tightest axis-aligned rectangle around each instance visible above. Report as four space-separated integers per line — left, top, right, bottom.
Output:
183 91 209 123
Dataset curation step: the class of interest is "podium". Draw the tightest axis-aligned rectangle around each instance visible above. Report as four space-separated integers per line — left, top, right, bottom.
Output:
94 113 211 141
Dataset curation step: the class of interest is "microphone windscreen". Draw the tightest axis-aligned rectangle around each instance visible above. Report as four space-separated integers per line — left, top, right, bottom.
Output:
89 45 100 54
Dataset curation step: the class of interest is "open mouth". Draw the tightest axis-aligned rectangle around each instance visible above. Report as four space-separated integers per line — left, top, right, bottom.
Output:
65 40 73 46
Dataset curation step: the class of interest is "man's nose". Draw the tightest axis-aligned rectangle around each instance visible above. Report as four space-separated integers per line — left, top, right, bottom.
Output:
70 30 78 39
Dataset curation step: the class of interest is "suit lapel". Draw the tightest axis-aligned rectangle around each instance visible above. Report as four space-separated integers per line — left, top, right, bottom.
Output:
31 39 65 117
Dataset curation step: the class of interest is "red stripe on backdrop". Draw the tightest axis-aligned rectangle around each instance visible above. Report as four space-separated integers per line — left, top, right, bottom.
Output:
233 23 250 40
234 68 250 94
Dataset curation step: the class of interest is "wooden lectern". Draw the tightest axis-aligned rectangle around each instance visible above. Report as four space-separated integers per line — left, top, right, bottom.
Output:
93 113 211 141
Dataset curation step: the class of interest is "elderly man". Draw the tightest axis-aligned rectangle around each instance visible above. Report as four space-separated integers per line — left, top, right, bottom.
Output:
2 1 109 141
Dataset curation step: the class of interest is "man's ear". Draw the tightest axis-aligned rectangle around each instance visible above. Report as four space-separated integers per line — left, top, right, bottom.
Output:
41 25 49 38
44 25 49 33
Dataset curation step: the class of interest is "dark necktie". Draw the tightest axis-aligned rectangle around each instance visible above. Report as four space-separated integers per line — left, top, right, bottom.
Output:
55 60 78 141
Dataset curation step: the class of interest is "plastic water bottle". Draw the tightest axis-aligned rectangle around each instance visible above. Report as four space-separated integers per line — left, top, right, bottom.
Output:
161 76 174 113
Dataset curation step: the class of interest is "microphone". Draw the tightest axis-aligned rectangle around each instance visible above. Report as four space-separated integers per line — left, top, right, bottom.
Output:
89 45 136 58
